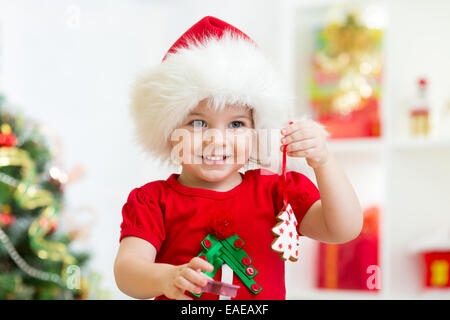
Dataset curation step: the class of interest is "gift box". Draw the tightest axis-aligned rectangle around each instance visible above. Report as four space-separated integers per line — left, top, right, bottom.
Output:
423 251 450 288
411 226 450 289
316 206 380 291
317 98 381 139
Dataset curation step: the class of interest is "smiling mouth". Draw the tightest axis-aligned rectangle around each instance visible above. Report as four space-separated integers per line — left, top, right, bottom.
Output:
198 155 232 164
202 155 228 161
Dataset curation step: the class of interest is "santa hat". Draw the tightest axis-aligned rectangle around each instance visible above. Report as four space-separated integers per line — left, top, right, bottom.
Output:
129 16 313 175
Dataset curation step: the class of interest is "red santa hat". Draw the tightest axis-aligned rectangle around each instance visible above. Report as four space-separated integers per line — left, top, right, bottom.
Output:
129 16 311 175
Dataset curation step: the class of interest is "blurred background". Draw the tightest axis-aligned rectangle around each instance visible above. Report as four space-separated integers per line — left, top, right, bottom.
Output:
0 0 449 299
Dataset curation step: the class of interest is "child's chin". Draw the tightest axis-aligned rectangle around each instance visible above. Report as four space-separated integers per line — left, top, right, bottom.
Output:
196 166 238 180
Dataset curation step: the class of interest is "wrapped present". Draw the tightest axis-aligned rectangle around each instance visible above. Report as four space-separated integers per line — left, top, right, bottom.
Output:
423 251 450 288
410 226 450 289
317 98 381 139
317 206 380 291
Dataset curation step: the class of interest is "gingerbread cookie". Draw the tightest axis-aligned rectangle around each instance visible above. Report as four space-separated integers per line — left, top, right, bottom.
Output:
271 203 300 261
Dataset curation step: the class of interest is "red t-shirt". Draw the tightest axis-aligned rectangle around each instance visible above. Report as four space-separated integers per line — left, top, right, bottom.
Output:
119 168 320 300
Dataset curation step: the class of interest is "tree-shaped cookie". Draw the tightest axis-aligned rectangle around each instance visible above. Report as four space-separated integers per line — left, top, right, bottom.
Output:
271 203 300 261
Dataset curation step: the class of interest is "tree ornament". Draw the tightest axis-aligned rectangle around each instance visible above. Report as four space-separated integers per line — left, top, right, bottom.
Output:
271 203 300 261
0 124 17 147
0 205 15 228
271 122 301 262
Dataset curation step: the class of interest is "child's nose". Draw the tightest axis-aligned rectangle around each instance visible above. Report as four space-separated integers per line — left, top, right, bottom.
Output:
202 128 232 153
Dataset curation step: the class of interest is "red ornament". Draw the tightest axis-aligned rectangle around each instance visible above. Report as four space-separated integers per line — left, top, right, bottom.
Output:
419 78 427 87
40 218 49 228
0 124 17 147
0 213 15 227
48 221 58 234
0 133 17 147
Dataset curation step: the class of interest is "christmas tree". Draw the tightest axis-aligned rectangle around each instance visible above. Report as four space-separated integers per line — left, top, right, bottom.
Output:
0 94 92 299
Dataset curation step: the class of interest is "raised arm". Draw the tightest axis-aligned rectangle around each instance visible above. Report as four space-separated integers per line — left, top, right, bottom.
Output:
299 154 363 243
280 120 363 244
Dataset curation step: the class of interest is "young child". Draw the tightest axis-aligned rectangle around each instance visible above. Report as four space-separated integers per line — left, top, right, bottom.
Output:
114 16 362 300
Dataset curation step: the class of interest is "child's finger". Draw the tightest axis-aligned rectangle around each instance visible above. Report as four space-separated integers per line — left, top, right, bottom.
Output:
281 121 313 136
281 128 315 146
181 267 210 288
195 268 213 279
280 138 316 152
189 257 214 273
174 274 203 295
287 147 317 158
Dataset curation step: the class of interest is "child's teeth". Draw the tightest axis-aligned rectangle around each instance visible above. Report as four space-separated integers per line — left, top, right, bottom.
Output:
204 156 225 161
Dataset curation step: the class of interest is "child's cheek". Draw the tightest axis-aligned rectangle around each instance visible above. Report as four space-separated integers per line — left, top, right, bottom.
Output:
233 129 253 165
169 128 200 164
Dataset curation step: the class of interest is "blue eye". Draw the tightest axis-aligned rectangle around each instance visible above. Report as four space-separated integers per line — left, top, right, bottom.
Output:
230 121 244 129
190 120 206 128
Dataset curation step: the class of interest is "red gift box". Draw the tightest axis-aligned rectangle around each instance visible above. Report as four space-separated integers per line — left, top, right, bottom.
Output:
317 98 381 139
317 206 380 291
423 251 450 288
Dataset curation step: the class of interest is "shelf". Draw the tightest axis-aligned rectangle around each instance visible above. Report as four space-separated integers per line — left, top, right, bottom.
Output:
327 137 450 153
391 138 450 151
294 289 450 300
327 137 385 154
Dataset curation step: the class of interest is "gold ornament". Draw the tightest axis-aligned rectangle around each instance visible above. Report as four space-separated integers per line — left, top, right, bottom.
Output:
1 124 12 135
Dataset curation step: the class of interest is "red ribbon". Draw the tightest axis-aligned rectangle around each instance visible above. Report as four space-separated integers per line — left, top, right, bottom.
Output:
280 121 293 209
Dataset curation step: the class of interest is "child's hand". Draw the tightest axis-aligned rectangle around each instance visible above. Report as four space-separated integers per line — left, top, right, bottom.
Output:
162 257 214 300
280 120 329 169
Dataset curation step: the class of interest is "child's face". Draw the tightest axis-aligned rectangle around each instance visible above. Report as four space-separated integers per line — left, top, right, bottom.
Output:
169 99 255 182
